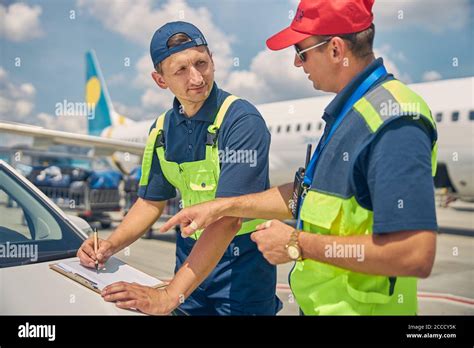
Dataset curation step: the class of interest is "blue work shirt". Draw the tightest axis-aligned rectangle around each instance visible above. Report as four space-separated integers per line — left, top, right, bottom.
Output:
320 58 438 234
138 82 271 200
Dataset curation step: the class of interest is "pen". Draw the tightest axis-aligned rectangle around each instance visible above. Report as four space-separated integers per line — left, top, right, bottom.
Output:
93 229 99 273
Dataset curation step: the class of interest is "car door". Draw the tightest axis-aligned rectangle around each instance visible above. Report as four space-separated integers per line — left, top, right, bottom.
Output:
0 160 139 314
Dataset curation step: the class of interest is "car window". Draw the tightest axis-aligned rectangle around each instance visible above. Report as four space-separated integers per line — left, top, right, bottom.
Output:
0 166 84 268
0 173 62 242
0 190 32 240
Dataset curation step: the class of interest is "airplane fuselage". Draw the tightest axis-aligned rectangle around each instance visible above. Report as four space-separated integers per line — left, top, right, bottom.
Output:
101 77 474 201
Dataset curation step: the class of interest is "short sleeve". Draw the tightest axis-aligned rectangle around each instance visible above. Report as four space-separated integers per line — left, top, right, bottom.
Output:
215 112 271 198
354 117 438 234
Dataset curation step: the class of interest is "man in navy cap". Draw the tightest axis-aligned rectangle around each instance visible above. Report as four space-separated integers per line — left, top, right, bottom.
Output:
77 21 282 316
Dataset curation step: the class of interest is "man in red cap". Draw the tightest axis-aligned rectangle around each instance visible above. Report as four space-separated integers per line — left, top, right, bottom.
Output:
161 0 439 315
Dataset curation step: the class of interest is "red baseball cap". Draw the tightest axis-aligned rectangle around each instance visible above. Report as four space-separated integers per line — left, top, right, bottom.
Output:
266 0 375 50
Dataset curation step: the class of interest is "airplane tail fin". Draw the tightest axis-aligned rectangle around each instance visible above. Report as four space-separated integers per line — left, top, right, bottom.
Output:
85 50 114 136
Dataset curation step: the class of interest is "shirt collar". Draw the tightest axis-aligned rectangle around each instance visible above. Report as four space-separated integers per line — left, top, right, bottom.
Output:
172 82 219 125
323 57 385 126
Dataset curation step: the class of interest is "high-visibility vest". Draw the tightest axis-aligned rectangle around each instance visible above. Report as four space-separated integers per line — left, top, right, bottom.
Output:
140 95 265 240
292 79 438 315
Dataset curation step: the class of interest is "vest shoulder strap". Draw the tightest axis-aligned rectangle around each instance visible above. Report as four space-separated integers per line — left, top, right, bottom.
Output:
381 79 435 128
139 111 168 186
208 95 240 134
353 79 438 177
354 79 436 133
155 111 167 132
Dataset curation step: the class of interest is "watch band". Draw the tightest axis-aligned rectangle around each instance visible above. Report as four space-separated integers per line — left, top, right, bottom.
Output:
286 229 303 261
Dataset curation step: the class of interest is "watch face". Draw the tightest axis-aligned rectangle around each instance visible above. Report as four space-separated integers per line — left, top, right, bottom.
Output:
287 245 300 260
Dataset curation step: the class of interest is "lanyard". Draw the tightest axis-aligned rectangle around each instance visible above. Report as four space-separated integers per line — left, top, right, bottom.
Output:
303 65 387 186
296 65 387 228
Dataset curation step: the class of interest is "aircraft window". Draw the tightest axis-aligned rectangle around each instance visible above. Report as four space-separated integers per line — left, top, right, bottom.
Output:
296 124 301 132
277 125 281 134
318 122 322 130
452 111 459 122
306 123 312 131
469 110 474 121
286 125 291 133
435 112 442 123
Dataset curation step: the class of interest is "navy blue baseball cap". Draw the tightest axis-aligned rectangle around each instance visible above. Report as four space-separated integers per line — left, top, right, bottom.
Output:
150 21 208 67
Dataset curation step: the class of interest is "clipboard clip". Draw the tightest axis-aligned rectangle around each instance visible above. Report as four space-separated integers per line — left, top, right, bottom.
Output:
73 272 99 290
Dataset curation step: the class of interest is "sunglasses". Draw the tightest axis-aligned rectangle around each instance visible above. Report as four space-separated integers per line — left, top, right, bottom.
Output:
294 38 332 62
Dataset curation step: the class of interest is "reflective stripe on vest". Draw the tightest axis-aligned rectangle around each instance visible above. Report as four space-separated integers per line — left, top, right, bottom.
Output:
291 79 437 315
140 95 265 240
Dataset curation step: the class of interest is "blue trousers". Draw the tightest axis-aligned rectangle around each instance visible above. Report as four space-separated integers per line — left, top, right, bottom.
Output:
175 232 282 315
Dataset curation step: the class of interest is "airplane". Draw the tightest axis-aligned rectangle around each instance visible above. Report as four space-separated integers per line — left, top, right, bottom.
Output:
0 50 473 202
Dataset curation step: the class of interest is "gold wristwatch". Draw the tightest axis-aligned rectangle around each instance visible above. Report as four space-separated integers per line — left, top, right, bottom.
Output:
286 229 302 261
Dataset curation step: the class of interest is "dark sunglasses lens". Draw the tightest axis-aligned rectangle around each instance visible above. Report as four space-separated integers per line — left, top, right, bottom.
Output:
294 46 305 62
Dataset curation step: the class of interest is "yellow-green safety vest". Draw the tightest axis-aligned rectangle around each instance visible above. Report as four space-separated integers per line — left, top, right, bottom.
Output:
292 79 438 315
140 95 265 240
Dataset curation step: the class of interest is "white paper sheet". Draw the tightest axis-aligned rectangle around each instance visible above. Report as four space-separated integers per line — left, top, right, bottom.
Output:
55 257 163 291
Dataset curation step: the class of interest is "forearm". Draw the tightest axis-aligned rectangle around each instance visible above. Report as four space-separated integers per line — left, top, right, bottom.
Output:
166 216 241 301
220 183 293 220
107 198 165 252
299 230 436 278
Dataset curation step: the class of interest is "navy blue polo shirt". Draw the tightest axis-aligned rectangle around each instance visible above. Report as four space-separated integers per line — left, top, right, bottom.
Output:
322 58 438 234
138 83 271 201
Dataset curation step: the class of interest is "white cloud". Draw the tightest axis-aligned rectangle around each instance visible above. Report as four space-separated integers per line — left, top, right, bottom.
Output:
140 88 174 111
14 99 34 116
36 112 87 133
422 70 442 82
77 0 236 112
77 0 316 107
77 0 415 111
77 0 234 81
373 46 411 83
107 73 127 87
0 67 87 133
114 101 149 121
374 0 470 33
0 3 43 42
132 54 175 111
223 49 318 104
0 67 36 120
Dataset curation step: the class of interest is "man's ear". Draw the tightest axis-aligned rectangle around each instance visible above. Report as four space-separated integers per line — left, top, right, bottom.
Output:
151 71 168 90
329 37 346 64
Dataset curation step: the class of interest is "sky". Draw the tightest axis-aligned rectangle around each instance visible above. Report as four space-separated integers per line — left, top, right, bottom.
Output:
0 0 473 133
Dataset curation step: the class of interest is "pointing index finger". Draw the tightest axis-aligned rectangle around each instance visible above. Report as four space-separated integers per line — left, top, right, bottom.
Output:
159 215 180 233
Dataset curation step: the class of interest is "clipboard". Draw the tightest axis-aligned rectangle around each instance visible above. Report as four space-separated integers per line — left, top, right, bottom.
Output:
49 260 167 295
50 263 103 294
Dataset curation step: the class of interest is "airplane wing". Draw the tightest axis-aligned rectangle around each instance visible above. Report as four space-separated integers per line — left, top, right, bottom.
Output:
0 122 145 156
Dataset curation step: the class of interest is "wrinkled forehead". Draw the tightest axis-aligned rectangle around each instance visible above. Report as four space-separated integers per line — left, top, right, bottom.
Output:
161 46 210 69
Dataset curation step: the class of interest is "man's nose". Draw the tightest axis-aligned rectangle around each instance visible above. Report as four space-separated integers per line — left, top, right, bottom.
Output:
294 53 303 68
189 66 204 85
